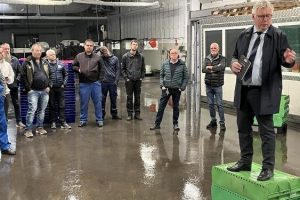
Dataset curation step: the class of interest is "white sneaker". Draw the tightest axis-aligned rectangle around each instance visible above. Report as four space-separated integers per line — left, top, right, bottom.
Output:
36 127 47 135
16 121 26 128
61 122 71 129
24 130 34 138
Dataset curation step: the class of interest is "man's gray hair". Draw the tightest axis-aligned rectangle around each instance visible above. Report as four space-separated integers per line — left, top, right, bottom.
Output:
31 43 43 51
46 49 56 56
252 0 274 14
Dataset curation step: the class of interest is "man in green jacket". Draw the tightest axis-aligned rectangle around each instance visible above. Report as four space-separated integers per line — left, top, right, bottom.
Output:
150 48 189 131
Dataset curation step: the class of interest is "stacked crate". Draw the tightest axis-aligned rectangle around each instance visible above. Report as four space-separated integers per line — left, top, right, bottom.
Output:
211 162 300 200
20 60 76 124
253 95 290 134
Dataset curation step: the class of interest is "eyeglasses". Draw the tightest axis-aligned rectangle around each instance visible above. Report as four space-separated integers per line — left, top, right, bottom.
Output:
255 14 272 20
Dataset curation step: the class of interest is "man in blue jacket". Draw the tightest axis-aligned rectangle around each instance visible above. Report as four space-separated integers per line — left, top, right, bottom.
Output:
99 46 122 120
150 48 189 131
46 49 71 129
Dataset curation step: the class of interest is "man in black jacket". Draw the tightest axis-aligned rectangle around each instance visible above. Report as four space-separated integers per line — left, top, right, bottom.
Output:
22 43 51 138
46 49 71 129
1 43 25 128
121 40 145 121
202 43 226 131
227 0 296 181
73 39 104 127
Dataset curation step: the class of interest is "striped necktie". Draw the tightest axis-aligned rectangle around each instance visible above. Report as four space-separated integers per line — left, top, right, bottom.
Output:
244 32 263 84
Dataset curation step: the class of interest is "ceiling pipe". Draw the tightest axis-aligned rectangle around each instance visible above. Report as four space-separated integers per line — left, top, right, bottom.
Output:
73 0 160 7
0 0 160 7
0 15 107 20
0 0 72 6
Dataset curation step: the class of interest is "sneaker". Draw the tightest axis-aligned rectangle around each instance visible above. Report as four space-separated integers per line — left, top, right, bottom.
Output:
61 122 71 129
36 127 47 135
97 121 103 127
24 130 34 138
51 122 56 129
16 121 26 128
220 123 226 131
206 120 217 129
2 146 16 155
78 122 87 127
150 125 160 130
173 124 180 131
126 116 133 121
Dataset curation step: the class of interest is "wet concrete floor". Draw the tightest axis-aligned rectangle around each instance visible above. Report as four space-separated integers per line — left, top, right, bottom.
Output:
1 77 300 200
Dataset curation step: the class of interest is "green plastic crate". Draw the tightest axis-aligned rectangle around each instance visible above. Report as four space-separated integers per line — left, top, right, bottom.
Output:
253 115 287 128
253 95 289 128
211 184 250 200
273 115 288 127
212 162 300 200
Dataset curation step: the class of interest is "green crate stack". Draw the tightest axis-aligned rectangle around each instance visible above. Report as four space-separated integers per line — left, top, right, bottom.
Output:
212 184 250 200
211 162 300 200
253 95 290 128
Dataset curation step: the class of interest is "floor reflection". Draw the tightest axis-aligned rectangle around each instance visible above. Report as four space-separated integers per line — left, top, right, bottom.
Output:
0 77 299 200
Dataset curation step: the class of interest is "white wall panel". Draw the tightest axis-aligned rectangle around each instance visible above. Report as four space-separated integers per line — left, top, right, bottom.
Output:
107 0 187 41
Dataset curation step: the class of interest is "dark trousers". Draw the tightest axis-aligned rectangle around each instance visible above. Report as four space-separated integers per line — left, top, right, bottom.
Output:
102 82 118 117
49 87 65 124
155 88 181 126
9 88 21 123
237 86 275 170
125 80 141 116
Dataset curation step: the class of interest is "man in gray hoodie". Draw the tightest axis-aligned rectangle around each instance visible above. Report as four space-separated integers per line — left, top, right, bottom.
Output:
99 46 121 120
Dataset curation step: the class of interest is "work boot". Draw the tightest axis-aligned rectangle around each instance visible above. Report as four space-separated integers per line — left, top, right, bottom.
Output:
206 120 217 129
220 123 226 131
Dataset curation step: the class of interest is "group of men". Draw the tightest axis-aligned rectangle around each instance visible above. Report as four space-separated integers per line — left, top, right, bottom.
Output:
72 39 146 128
0 0 297 182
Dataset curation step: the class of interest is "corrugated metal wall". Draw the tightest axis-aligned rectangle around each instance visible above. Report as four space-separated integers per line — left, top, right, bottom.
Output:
107 0 187 41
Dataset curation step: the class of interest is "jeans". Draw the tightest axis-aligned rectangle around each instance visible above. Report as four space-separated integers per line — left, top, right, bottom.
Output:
0 95 10 150
26 90 49 130
155 88 181 126
102 82 118 117
49 87 65 124
79 81 102 123
206 85 225 123
125 80 141 116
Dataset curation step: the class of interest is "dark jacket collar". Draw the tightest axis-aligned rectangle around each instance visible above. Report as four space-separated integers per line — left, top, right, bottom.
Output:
245 25 274 38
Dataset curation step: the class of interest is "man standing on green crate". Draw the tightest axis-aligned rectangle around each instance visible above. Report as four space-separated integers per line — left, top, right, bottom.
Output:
227 0 296 181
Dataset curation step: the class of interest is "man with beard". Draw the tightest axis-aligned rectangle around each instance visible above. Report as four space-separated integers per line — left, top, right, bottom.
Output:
1 43 25 128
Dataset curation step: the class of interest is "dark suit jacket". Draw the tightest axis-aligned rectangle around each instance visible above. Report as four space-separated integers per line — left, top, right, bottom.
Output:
232 25 294 115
